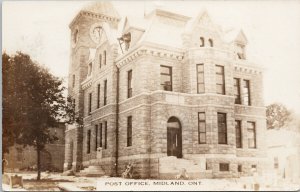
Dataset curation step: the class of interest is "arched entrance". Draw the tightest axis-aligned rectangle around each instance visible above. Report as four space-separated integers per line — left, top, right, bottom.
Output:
167 117 182 158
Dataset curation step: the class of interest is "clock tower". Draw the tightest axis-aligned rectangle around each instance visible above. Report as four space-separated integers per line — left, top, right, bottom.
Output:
64 2 120 172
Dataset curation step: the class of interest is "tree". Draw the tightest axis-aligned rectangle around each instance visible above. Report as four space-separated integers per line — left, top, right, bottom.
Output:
2 52 66 180
266 103 291 129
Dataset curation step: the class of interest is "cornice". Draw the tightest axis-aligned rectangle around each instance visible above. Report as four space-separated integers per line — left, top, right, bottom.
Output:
116 43 185 68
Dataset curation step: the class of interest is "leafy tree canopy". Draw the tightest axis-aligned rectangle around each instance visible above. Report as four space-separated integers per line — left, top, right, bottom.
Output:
266 103 292 129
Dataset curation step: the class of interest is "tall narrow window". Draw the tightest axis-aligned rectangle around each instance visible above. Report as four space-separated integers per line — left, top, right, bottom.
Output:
197 64 205 93
97 84 100 108
234 78 241 104
88 62 92 76
160 65 172 91
87 130 91 154
104 121 107 149
95 125 98 151
128 70 132 98
104 80 107 105
99 123 102 147
127 116 132 146
247 122 256 148
243 80 251 105
274 157 279 169
72 74 75 88
208 39 213 47
198 112 206 144
218 113 227 144
103 50 106 65
88 93 92 115
200 37 205 47
99 54 102 68
216 65 225 95
235 120 242 148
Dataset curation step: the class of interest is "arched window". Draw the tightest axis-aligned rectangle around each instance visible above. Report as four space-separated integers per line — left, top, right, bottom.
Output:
88 62 92 76
208 39 213 47
200 37 205 47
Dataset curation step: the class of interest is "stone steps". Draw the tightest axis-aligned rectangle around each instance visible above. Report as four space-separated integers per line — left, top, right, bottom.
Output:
77 165 105 177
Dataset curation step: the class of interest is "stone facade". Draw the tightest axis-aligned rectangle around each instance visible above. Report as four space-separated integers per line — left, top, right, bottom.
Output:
64 2 267 179
4 123 65 172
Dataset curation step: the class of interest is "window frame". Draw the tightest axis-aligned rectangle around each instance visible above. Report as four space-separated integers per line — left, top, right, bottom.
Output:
97 84 100 108
219 163 229 171
235 120 242 148
99 123 102 148
127 70 133 98
103 50 106 65
198 112 206 144
218 113 227 144
87 129 91 154
234 78 241 104
243 80 251 106
196 64 205 94
200 37 205 47
160 65 172 91
104 121 107 149
95 125 98 151
127 116 132 147
88 93 92 115
247 121 256 149
104 80 107 106
208 38 213 47
216 65 225 95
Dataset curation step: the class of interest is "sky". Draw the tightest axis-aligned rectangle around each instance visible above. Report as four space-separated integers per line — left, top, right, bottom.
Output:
3 0 300 114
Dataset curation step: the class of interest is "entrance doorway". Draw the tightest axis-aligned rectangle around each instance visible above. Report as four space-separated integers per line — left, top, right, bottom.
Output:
167 117 182 158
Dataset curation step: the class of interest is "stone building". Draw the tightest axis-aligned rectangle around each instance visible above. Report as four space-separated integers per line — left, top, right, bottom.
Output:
64 2 267 178
4 123 65 172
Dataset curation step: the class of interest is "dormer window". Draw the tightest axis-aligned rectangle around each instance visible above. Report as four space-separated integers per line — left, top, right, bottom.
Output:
118 32 131 53
236 44 246 60
208 39 213 47
200 37 205 47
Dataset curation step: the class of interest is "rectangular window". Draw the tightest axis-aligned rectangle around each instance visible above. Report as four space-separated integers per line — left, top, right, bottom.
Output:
243 80 251 105
88 93 92 115
103 51 106 65
235 120 242 148
197 64 205 93
216 65 225 94
104 121 107 149
95 125 98 151
72 74 75 88
251 164 257 172
99 123 102 148
87 130 91 154
128 70 132 98
104 80 107 106
127 116 132 146
238 165 242 172
234 78 241 104
247 122 256 148
218 113 227 144
198 112 206 144
16 148 23 161
160 65 172 91
99 54 102 68
219 163 229 171
97 84 100 108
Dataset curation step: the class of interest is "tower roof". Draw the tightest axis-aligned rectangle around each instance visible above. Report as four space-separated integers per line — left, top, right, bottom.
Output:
69 1 120 28
82 1 120 20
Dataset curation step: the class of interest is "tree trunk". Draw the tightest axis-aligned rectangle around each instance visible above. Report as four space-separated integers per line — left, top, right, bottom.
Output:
37 145 41 180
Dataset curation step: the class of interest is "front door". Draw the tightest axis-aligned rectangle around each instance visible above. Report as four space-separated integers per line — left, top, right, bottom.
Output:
167 117 182 158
